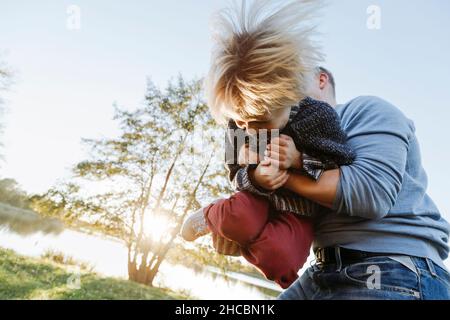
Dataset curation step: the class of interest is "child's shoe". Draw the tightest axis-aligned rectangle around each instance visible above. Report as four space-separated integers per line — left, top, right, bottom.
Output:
181 207 210 241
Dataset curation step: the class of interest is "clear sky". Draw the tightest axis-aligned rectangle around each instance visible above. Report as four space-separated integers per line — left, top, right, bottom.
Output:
1 0 450 221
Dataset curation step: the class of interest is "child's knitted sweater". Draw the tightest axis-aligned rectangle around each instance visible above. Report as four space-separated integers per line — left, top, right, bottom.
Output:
226 96 355 216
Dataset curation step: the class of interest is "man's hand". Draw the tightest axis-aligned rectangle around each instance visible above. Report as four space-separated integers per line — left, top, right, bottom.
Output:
249 158 289 191
212 233 241 256
266 134 302 170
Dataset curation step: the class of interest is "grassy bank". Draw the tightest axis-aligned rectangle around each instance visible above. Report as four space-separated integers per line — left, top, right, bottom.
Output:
0 248 187 300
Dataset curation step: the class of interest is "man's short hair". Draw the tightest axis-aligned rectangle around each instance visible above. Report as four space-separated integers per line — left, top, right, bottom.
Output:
317 66 336 97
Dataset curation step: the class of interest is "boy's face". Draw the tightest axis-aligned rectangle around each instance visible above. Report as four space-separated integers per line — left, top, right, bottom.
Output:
234 107 291 135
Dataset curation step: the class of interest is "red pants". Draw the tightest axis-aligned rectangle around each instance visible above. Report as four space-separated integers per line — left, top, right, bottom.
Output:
203 191 313 288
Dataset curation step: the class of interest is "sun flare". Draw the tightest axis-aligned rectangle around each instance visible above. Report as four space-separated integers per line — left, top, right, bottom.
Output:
144 214 173 242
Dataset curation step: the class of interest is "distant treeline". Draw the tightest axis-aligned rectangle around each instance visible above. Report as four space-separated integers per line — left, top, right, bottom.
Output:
0 178 63 235
0 178 30 209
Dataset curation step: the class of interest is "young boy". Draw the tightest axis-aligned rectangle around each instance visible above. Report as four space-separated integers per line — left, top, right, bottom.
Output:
181 0 354 288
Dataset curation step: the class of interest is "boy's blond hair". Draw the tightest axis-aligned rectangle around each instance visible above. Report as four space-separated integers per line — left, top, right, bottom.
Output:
206 0 324 124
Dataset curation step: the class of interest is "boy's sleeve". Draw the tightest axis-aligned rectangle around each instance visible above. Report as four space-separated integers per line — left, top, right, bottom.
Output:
289 98 355 167
332 97 414 220
300 153 339 181
286 98 354 181
230 165 273 197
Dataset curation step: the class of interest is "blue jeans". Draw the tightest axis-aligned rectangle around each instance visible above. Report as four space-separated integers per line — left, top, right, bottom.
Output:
278 255 450 300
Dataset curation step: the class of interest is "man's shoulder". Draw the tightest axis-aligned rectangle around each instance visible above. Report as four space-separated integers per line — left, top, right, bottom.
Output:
337 96 415 136
338 95 399 116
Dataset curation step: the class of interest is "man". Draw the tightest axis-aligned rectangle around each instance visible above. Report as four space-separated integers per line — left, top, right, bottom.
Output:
213 67 450 300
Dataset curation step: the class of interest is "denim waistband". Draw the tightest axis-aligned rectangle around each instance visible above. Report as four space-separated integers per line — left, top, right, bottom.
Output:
410 256 439 276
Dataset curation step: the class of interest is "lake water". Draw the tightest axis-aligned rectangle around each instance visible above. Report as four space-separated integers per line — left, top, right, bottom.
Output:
0 228 285 300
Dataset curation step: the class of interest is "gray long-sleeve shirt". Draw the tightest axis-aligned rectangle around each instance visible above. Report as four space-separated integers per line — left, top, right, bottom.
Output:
315 96 450 268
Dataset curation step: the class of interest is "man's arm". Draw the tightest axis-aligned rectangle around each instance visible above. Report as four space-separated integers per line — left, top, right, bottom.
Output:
283 169 340 209
281 97 415 220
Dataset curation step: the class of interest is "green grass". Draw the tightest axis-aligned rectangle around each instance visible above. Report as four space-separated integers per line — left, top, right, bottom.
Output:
0 248 188 300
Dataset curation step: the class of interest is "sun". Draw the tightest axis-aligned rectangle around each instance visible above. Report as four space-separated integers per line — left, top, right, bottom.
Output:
144 214 173 242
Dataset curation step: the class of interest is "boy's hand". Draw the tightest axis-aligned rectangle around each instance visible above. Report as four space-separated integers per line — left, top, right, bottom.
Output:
250 158 289 191
266 134 302 170
238 143 260 166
